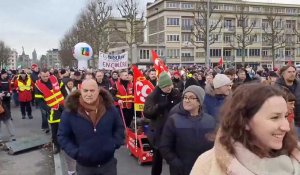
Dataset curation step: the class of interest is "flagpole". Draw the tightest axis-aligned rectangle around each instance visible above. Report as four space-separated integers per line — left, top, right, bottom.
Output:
206 0 210 68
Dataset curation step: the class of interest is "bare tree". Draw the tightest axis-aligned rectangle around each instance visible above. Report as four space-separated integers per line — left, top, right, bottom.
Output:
191 0 222 65
262 8 286 68
229 4 256 67
0 40 11 69
115 0 145 64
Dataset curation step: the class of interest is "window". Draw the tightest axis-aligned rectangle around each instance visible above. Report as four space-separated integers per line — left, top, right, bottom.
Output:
182 18 193 30
285 49 291 56
286 20 295 29
167 18 180 26
181 3 193 9
262 20 269 29
166 2 180 8
249 49 260 56
210 49 221 57
224 19 233 28
224 35 232 43
182 34 191 42
210 34 221 42
167 34 180 42
223 49 232 57
275 8 284 13
196 52 205 58
181 52 192 57
167 49 180 58
224 5 234 11
252 7 261 12
139 50 150 60
236 49 248 57
250 35 258 43
275 20 283 28
196 34 204 42
262 49 268 56
286 8 296 14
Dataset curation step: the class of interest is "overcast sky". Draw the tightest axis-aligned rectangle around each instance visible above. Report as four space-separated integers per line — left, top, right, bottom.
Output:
0 0 299 59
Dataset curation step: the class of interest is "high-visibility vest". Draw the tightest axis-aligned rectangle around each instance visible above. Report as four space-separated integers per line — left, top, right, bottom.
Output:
115 80 134 109
35 76 64 123
18 76 31 91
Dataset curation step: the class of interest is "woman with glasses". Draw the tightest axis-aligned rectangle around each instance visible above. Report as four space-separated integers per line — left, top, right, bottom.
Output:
159 85 216 175
191 83 300 175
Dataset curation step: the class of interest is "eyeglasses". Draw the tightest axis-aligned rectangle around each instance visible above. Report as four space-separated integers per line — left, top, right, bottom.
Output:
182 96 198 102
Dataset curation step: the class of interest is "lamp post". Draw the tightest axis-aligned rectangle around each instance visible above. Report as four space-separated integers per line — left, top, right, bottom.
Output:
206 0 210 68
155 8 159 57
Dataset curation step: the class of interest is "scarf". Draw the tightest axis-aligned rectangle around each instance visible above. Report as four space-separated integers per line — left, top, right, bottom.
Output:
79 95 106 126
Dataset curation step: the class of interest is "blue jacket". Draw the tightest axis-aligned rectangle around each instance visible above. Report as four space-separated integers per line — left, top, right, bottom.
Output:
203 93 226 120
160 103 215 175
58 89 125 167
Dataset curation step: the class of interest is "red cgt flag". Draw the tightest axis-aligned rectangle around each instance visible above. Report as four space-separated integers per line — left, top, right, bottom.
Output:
151 50 169 76
217 57 223 67
132 65 155 111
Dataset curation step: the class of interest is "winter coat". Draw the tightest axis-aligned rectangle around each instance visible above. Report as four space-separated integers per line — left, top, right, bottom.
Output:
143 86 181 148
276 77 300 127
184 77 200 89
14 76 34 102
30 71 39 83
203 84 226 120
160 102 215 175
57 89 125 167
172 78 184 93
190 131 300 175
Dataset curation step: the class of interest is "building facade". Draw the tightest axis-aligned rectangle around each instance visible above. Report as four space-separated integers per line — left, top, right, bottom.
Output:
46 49 61 69
7 50 18 70
146 0 300 68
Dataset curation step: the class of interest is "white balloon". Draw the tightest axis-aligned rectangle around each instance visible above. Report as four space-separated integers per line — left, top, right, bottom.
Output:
73 42 93 60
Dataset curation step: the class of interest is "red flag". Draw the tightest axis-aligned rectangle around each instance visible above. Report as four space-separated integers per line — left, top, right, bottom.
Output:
217 57 223 67
132 65 155 111
151 50 169 76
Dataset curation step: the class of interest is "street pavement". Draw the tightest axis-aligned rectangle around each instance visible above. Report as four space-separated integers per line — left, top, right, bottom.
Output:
0 103 169 175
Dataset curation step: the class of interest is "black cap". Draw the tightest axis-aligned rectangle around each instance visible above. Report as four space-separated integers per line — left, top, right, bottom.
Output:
1 69 7 74
74 71 81 76
20 69 26 74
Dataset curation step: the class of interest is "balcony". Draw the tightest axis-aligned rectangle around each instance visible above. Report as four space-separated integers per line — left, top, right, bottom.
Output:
181 56 194 62
181 25 193 31
261 56 273 61
223 27 235 32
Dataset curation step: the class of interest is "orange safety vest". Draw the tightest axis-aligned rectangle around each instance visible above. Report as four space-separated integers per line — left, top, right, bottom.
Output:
116 80 134 109
35 75 64 109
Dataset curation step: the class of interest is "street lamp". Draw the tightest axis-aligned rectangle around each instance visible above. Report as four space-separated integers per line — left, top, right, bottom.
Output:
155 8 159 57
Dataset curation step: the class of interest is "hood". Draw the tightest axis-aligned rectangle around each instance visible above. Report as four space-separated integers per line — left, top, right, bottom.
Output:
65 88 114 113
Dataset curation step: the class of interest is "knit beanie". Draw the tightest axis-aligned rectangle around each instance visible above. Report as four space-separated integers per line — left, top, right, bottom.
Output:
213 74 232 89
158 72 173 89
183 85 205 105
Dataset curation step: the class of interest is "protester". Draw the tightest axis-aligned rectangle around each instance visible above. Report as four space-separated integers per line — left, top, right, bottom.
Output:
275 65 300 134
14 70 34 119
172 71 184 93
58 79 124 175
203 74 232 120
0 94 16 142
61 78 77 98
0 69 12 120
144 72 181 175
109 71 119 88
224 67 236 81
73 71 82 89
147 68 158 87
160 85 215 175
95 70 110 91
185 71 200 89
190 83 300 175
35 69 64 154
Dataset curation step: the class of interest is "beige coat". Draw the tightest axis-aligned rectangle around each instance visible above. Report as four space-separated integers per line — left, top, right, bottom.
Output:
190 138 300 175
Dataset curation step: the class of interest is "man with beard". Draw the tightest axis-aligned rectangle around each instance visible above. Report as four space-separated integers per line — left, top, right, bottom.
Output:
109 71 119 89
111 70 134 127
276 65 300 134
147 68 158 87
95 70 110 91
172 71 184 93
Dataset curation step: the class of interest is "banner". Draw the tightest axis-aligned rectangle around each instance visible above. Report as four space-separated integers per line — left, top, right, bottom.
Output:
98 51 128 70
132 65 155 111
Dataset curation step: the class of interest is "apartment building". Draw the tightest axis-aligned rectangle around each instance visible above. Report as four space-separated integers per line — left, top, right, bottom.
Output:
146 0 300 68
7 50 18 70
46 49 61 69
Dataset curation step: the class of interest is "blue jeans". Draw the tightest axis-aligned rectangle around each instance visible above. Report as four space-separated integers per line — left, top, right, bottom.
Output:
40 108 49 129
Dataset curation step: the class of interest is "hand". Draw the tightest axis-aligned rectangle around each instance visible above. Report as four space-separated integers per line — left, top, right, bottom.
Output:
118 99 123 106
51 106 58 111
6 93 10 97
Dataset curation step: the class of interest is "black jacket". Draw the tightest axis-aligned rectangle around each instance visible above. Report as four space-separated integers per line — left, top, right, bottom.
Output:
143 86 181 148
275 77 300 126
160 102 215 175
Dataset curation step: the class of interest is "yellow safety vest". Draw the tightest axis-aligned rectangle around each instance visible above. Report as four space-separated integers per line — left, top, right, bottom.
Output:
18 76 31 91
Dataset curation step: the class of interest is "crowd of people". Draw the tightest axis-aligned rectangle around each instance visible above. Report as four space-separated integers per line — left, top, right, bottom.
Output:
0 63 299 175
